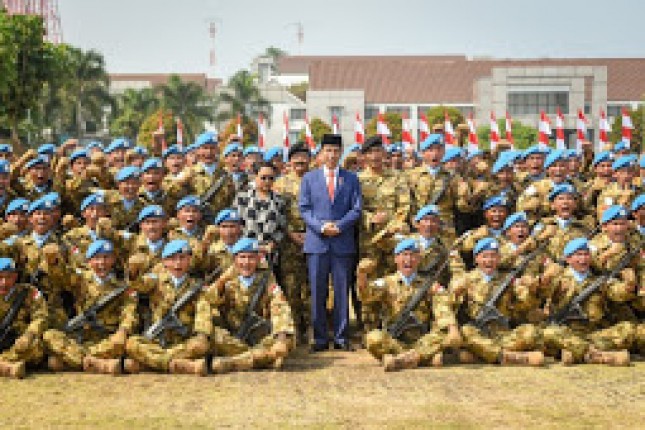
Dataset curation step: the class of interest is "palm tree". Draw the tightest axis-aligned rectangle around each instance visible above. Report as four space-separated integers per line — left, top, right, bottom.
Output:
110 88 159 138
157 74 213 142
216 70 270 126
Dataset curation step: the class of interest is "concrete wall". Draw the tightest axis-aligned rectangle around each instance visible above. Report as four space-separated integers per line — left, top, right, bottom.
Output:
306 90 365 148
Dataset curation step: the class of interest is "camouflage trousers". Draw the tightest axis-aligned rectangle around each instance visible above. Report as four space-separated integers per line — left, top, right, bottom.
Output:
280 243 310 333
43 329 125 369
365 329 446 365
0 337 44 364
636 323 645 354
125 334 208 371
461 324 542 364
542 321 636 363
209 326 293 369
360 245 395 332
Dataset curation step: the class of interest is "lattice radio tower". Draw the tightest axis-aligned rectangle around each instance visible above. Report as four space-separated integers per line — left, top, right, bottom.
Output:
2 0 63 44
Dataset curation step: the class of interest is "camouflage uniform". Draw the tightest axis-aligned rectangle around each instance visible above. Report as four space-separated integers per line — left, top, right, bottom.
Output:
167 226 208 274
204 239 235 274
103 190 146 231
189 164 235 221
596 183 643 222
62 226 102 269
409 233 466 286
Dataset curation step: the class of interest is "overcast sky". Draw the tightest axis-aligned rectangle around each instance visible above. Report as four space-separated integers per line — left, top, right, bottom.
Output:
59 0 645 81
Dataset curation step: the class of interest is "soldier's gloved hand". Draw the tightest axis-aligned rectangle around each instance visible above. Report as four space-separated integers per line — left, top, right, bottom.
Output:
85 164 101 180
443 324 462 348
177 168 193 185
91 151 106 166
187 333 209 356
471 180 488 197
475 160 489 176
357 258 377 276
42 243 61 265
0 222 18 241
96 217 113 238
537 225 557 241
271 332 290 358
215 266 236 289
128 254 148 279
13 332 35 353
620 268 636 290
62 214 79 231
54 157 69 178
541 262 561 284
109 329 127 352
166 217 179 231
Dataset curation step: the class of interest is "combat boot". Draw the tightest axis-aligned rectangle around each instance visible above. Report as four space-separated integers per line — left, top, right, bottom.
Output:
584 349 630 366
0 359 26 379
123 359 143 374
270 339 290 359
83 357 122 375
501 350 544 366
210 357 231 374
458 349 478 364
431 352 443 367
168 358 208 376
47 356 65 372
561 350 575 366
383 350 421 372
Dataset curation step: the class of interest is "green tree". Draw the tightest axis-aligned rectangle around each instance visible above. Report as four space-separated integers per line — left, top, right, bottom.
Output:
297 117 331 143
288 82 308 102
476 120 538 150
216 70 270 126
425 105 465 130
365 112 403 142
609 105 643 151
137 109 177 154
110 88 159 139
265 46 287 71
220 117 258 147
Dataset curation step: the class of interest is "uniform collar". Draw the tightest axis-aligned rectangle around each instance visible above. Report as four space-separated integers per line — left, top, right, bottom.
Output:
122 197 136 211
145 189 161 200
147 238 164 253
419 236 435 250
488 227 503 237
478 270 497 283
637 225 645 235
398 272 417 286
239 275 255 289
181 227 197 238
93 272 115 286
555 216 572 229
203 162 218 176
569 268 589 283
170 274 187 289
31 230 53 248
426 165 440 176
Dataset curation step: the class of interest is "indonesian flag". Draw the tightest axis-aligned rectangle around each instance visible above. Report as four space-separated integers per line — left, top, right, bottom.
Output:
236 113 243 139
467 112 479 152
489 112 500 151
377 113 390 145
444 111 455 146
332 115 340 135
576 109 588 152
419 113 430 142
555 108 565 150
157 112 167 152
304 115 315 149
282 111 290 148
176 118 184 148
505 111 514 148
621 107 633 147
599 109 611 148
258 113 266 149
354 113 364 144
401 111 413 147
538 111 551 150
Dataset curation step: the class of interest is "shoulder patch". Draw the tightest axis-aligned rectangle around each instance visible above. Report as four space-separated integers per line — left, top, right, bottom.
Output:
32 288 42 300
374 278 385 288
603 197 614 206
270 284 282 296
525 185 537 196
127 289 137 298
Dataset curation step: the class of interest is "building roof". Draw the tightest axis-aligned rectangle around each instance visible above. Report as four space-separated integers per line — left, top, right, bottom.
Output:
109 73 222 93
305 56 645 104
277 55 467 75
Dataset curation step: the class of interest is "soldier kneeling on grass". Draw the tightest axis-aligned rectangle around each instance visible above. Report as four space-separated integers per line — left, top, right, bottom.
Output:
206 237 293 374
0 257 48 378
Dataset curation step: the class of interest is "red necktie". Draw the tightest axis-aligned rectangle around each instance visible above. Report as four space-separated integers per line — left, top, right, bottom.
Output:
327 170 335 201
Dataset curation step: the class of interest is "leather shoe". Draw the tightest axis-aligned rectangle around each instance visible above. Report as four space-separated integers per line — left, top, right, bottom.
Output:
310 343 329 353
334 342 355 351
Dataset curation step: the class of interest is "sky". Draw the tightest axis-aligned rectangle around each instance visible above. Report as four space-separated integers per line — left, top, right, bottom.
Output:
59 0 645 81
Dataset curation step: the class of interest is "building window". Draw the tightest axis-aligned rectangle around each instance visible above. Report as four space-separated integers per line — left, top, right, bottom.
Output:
290 108 306 121
385 106 410 116
330 106 343 128
607 105 627 119
507 92 569 115
258 64 271 84
365 106 380 121
455 106 474 117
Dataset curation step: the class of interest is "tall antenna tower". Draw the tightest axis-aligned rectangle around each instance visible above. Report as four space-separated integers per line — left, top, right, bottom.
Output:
2 0 63 44
285 22 304 53
207 18 222 77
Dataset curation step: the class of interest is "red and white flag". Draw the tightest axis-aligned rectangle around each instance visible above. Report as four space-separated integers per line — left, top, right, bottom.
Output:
354 113 364 144
176 118 184 148
332 114 340 135
258 113 266 149
304 115 315 149
401 111 413 148
157 112 167 152
236 113 243 139
377 113 390 145
489 112 500 151
505 111 514 148
444 111 455 146
282 111 290 148
599 109 611 148
555 108 565 150
621 107 633 147
538 111 551 150
419 113 430 142
467 113 479 153
576 109 588 152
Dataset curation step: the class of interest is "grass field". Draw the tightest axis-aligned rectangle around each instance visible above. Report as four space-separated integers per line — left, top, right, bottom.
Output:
1 348 644 429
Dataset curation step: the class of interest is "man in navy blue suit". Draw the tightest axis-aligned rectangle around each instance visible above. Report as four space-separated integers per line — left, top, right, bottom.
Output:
299 134 362 351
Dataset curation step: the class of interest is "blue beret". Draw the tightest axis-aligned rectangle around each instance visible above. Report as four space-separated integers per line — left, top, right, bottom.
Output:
131 146 148 156
162 239 192 259
86 239 114 259
388 143 403 154
185 143 199 154
214 208 241 225
115 166 140 182
492 153 513 174
640 156 645 169
80 193 106 212
43 192 60 207
86 141 103 151
419 133 444 151
176 195 201 211
347 144 361 154
544 149 566 169
194 132 218 148
105 138 129 154
414 205 439 222
6 198 29 216
38 143 56 155
0 144 13 154
473 237 499 256
441 147 463 163
601 205 628 224
264 147 283 162
137 205 165 223
502 212 528 232
0 257 17 272
467 149 484 161
141 157 163 172
394 238 420 255
612 155 636 171
613 141 630 152
548 183 576 201
592 151 613 167
25 156 49 170
231 237 260 255
243 146 262 156
524 145 548 157
563 237 589 258
69 149 89 163
0 160 10 174
483 195 508 211
631 194 645 212
162 145 184 158
223 143 243 157
28 196 55 214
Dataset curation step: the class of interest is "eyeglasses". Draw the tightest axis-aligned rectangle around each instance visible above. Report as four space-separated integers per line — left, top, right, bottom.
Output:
259 175 275 181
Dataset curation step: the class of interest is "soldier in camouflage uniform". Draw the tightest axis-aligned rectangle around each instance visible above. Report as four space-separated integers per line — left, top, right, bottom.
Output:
126 240 213 375
62 193 111 269
222 141 249 193
357 238 461 371
517 145 547 188
104 166 146 231
3 198 30 242
596 156 643 222
273 143 311 344
138 158 179 215
204 209 243 274
0 160 17 217
629 195 645 354
207 238 293 373
0 257 48 378
43 240 138 375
